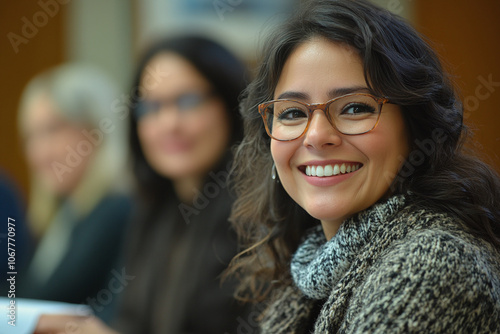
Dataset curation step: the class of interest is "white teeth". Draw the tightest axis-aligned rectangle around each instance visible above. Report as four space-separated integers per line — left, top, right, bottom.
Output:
304 163 361 177
324 165 333 176
333 164 340 175
316 166 324 177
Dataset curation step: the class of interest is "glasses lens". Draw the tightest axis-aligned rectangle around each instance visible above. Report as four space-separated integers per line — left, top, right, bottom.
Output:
135 91 213 120
177 92 207 112
135 100 161 120
265 101 309 140
328 95 380 134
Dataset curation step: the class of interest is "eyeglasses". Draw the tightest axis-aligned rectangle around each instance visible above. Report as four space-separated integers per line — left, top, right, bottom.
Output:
134 90 215 120
258 93 389 141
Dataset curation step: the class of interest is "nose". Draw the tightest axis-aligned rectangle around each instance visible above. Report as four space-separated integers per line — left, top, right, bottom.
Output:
156 104 182 130
302 109 342 149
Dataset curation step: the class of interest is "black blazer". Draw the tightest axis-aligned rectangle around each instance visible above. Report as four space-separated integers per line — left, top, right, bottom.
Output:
113 182 248 333
18 193 132 317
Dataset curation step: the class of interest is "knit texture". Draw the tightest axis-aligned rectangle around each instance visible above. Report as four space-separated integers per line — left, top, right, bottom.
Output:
260 195 500 333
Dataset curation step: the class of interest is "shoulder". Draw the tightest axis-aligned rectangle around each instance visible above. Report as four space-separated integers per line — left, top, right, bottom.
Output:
391 205 500 280
374 203 500 289
349 214 500 333
379 225 500 301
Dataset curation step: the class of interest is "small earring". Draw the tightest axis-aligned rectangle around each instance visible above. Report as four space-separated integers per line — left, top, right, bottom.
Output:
271 164 277 180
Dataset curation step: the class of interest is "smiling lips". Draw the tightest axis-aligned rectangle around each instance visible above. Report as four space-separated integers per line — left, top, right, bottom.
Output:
305 163 362 177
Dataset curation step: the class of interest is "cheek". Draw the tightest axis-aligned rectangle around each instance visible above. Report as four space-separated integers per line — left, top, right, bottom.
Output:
188 118 212 138
361 118 409 188
41 131 94 193
29 129 82 168
270 140 299 185
194 107 231 150
137 122 157 153
63 130 95 170
56 131 81 157
24 140 44 168
270 141 286 168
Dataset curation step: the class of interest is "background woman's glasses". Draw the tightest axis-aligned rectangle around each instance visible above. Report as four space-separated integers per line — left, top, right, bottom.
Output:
135 90 215 120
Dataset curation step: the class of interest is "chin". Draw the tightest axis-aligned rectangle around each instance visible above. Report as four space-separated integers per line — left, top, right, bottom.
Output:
299 196 345 217
156 166 197 179
310 213 344 223
302 206 343 223
47 181 74 196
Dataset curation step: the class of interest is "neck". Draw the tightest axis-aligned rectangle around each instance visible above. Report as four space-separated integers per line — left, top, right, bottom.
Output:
173 175 205 203
320 220 342 240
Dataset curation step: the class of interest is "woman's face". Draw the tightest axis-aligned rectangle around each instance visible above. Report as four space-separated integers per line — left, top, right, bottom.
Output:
270 38 409 238
22 93 93 195
137 52 231 181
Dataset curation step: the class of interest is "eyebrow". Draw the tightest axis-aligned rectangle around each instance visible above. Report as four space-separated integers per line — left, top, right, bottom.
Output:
276 86 371 101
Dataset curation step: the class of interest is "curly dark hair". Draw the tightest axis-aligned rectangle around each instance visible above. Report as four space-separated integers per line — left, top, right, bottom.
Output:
226 0 500 302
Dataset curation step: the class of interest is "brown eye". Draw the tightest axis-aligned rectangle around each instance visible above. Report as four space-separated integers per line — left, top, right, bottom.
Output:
341 103 376 116
277 107 307 120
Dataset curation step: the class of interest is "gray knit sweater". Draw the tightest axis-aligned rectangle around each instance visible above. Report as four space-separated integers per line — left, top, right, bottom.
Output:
259 195 500 333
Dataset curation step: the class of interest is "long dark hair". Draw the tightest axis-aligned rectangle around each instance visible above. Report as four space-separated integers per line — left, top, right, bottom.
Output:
129 35 247 209
227 0 500 302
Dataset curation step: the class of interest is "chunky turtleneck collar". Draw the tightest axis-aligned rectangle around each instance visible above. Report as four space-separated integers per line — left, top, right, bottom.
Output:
291 195 406 300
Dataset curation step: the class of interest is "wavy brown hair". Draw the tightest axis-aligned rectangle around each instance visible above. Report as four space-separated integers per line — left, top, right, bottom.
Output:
226 0 500 302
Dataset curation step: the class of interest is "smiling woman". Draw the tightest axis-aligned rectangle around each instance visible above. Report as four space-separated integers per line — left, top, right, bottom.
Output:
226 0 500 333
269 38 409 238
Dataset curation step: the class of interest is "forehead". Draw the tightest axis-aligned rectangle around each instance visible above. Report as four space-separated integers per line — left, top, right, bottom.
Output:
274 38 366 101
140 52 210 97
23 93 60 123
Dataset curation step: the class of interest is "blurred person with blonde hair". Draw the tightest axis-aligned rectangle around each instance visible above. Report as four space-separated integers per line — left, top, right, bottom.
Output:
17 63 132 320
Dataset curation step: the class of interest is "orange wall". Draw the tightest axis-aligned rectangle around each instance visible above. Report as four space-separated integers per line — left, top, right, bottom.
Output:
414 0 500 171
0 2 66 197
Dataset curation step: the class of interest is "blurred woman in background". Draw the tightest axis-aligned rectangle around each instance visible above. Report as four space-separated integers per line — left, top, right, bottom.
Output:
112 34 248 334
35 36 249 334
18 64 131 320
